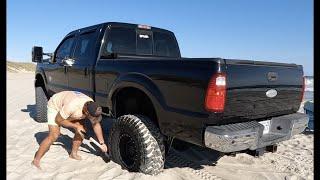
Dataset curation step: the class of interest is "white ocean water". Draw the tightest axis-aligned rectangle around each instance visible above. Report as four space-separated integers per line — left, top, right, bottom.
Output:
304 76 313 101
305 76 313 92
304 91 313 101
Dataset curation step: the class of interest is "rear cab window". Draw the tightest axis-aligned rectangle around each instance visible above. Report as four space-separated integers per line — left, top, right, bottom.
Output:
101 25 180 58
136 30 153 55
153 31 180 57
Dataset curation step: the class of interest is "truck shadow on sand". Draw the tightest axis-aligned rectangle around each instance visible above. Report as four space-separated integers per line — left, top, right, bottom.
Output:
34 131 224 171
303 130 314 135
165 142 224 170
34 130 111 163
21 104 37 121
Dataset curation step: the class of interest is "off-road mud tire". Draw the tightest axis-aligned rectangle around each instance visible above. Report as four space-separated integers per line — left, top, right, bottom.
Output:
35 87 48 123
108 114 165 175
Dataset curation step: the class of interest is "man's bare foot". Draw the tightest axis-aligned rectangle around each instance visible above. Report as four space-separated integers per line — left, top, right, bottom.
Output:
69 153 82 160
31 160 42 170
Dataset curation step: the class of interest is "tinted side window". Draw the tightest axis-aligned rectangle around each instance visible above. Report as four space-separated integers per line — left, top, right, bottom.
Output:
55 37 75 63
74 31 97 65
104 27 136 55
154 32 180 57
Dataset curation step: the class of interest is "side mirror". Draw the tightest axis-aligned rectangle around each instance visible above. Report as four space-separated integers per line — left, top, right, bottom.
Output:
32 46 43 62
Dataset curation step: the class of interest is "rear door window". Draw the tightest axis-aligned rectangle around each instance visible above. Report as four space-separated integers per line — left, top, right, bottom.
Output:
104 27 136 55
73 31 97 65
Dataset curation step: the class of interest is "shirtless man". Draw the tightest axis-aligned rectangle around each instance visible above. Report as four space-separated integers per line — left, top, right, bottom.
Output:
32 91 108 169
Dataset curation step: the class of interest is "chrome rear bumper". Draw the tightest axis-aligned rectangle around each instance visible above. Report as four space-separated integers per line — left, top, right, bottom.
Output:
204 113 309 153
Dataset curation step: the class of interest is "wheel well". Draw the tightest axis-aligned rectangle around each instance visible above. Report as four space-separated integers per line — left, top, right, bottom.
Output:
35 74 45 87
35 74 48 98
113 87 159 127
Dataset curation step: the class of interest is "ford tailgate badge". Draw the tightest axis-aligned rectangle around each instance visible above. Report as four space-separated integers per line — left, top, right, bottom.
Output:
266 89 277 98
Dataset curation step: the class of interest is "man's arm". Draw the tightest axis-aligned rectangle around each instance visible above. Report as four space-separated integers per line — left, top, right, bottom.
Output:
92 121 105 144
90 117 108 152
55 112 78 129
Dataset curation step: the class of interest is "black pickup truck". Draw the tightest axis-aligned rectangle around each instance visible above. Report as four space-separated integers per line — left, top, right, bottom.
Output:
32 22 308 175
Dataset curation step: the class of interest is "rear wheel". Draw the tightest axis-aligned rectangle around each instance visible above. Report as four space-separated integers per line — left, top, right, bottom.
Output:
108 114 165 175
35 87 48 123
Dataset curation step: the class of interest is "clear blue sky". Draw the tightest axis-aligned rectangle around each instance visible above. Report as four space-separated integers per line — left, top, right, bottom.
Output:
7 0 313 75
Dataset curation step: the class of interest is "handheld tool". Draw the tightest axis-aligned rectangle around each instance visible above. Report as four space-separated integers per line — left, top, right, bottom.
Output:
80 130 110 158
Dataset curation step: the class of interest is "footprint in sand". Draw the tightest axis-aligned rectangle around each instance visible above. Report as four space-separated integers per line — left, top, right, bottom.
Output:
236 154 254 165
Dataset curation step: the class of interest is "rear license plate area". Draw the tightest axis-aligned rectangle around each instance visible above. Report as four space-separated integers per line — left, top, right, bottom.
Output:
259 120 271 134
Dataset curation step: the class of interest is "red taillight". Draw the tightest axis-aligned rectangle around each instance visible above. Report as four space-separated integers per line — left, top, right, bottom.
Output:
205 73 226 112
300 76 305 103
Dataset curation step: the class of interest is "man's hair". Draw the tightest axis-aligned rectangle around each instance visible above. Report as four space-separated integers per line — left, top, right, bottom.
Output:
86 101 102 117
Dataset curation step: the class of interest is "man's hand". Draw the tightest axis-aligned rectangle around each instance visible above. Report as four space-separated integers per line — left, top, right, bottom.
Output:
100 143 108 153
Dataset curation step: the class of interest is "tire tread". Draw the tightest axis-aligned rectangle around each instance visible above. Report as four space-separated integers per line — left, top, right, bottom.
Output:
108 114 165 175
35 87 48 123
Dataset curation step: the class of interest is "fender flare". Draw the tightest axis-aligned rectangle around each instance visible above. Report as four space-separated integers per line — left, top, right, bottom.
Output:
35 68 48 92
106 72 166 116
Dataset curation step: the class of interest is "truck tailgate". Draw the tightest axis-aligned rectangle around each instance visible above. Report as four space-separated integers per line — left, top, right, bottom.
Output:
222 59 304 122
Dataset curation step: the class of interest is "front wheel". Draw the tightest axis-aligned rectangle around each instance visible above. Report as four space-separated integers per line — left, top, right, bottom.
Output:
108 115 165 175
35 87 48 123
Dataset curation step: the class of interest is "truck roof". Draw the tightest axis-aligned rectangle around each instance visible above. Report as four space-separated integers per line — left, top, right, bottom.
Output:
65 22 174 37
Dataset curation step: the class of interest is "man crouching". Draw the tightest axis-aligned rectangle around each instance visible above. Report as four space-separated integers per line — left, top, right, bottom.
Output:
32 91 108 169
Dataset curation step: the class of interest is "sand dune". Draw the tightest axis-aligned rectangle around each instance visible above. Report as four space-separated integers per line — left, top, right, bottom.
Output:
7 72 313 180
6 61 36 73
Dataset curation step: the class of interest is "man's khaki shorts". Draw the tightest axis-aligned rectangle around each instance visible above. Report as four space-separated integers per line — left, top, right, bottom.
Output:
47 106 59 126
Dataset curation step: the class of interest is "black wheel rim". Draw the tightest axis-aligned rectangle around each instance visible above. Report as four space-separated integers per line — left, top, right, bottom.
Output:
119 133 138 169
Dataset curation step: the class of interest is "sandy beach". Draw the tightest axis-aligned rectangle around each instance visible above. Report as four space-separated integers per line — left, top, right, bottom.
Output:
7 72 313 180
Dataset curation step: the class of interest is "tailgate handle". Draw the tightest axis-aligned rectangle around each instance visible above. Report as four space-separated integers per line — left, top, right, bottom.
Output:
267 72 278 81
